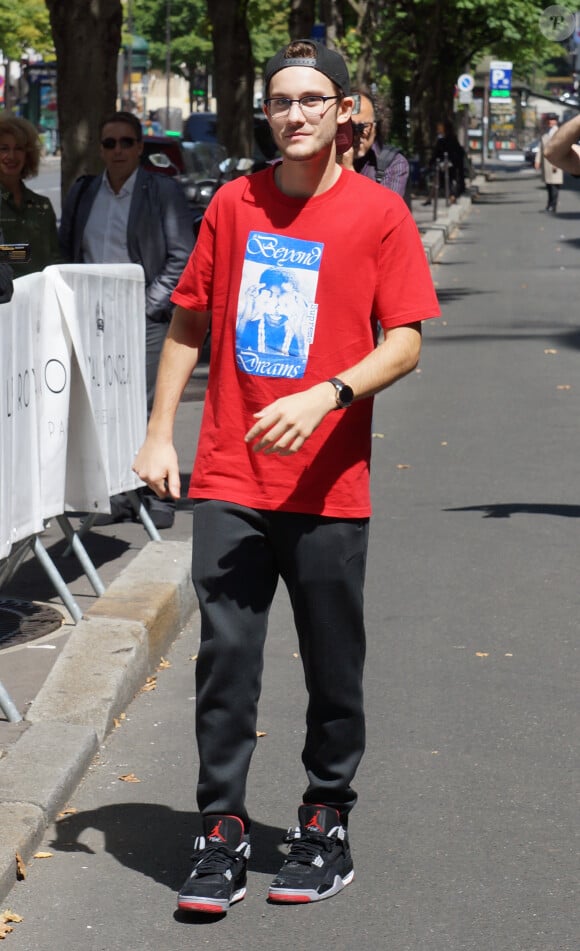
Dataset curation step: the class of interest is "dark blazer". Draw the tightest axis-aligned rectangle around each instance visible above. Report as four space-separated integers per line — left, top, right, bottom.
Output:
59 167 195 322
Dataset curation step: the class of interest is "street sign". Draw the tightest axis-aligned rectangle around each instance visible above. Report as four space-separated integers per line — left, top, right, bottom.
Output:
457 73 474 93
459 90 473 105
490 60 512 98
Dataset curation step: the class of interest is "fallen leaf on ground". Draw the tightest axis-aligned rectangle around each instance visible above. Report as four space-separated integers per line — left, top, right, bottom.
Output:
189 654 198 661
396 464 411 470
157 657 171 670
118 773 141 783
1 912 23 923
544 348 558 354
57 807 78 819
256 731 268 738
557 384 571 390
33 852 53 860
15 854 26 881
475 652 489 658
140 676 157 692
372 432 385 438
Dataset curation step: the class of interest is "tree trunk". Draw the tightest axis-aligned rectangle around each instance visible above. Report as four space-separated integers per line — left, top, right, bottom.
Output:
289 0 315 39
46 0 122 201
207 0 254 158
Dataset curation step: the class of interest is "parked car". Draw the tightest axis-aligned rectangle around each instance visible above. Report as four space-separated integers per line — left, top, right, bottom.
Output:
524 139 540 166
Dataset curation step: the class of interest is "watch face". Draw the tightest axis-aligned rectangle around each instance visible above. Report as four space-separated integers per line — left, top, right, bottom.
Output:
339 384 354 407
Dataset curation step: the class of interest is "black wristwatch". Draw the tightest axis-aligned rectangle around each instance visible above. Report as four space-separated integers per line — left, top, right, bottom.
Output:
328 377 354 409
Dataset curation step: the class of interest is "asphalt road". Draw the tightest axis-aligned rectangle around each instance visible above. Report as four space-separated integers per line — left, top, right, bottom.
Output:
3 167 579 951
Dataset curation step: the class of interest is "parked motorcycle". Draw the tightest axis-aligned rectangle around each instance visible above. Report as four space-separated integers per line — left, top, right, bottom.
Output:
147 142 255 235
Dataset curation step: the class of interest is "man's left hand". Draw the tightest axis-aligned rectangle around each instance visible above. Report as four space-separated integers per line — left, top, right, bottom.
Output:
245 383 337 455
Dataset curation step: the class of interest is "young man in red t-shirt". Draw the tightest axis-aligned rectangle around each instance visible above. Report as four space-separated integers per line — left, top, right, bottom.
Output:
134 39 440 914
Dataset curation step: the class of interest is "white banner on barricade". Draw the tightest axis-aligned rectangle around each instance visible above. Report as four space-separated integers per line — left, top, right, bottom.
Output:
0 274 45 559
0 264 147 561
50 264 147 510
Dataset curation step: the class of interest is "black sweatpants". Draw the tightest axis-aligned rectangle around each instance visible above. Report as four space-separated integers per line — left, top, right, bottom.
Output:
191 499 369 829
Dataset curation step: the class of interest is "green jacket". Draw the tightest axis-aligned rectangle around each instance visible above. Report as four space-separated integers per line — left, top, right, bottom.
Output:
0 182 60 276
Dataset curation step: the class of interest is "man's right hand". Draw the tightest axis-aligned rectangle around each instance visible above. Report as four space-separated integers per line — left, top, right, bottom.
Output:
133 438 181 500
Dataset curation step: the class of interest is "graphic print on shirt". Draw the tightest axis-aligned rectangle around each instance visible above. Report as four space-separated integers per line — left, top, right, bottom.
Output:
236 231 323 378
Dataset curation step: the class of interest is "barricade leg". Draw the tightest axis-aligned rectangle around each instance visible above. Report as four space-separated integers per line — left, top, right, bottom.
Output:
56 516 106 597
29 535 83 623
0 680 22 723
126 490 162 542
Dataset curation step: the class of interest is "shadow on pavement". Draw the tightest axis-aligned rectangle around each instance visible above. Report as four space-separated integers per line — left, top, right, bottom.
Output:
49 803 286 891
445 502 580 519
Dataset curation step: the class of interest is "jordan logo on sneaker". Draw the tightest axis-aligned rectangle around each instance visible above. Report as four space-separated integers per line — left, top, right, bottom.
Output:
208 820 227 842
305 810 324 833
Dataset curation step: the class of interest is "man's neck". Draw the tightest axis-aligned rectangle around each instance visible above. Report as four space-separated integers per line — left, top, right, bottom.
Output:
275 149 341 198
106 168 136 195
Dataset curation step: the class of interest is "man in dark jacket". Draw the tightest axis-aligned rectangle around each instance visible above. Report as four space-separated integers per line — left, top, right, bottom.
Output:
59 111 194 527
0 262 13 303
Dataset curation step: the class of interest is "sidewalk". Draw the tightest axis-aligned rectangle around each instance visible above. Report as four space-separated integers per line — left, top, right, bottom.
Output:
0 172 481 904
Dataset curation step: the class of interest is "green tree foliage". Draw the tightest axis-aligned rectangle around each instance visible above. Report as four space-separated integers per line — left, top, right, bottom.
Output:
0 0 52 60
131 0 212 111
351 0 558 157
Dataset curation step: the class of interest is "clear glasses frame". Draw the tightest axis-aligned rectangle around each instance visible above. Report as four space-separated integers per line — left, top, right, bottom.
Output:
263 95 340 119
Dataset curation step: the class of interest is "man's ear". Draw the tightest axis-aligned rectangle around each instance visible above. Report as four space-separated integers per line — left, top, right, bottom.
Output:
338 96 354 123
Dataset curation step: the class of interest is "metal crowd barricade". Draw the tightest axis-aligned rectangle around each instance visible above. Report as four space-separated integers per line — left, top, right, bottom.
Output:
0 265 160 722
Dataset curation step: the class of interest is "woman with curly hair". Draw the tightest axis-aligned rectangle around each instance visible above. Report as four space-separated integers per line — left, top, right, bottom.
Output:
0 114 60 275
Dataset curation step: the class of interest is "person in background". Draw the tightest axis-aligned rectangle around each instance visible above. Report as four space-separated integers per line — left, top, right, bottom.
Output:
0 115 60 276
535 113 564 213
0 261 13 302
424 119 467 204
59 110 195 529
340 90 411 205
134 38 439 915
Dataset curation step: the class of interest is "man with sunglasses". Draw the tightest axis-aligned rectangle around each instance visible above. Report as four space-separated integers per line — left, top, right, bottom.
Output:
341 90 411 206
134 39 439 913
59 111 194 528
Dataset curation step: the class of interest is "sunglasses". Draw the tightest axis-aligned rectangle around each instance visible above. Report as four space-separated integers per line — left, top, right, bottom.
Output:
101 136 138 150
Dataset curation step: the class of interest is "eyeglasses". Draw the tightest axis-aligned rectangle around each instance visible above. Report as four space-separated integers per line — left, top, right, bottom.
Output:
101 137 139 150
263 95 340 118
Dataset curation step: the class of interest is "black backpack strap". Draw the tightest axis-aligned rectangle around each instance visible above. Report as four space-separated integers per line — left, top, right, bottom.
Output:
375 145 401 180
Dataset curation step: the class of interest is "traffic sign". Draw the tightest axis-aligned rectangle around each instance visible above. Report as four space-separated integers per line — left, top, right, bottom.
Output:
489 60 512 97
457 73 474 93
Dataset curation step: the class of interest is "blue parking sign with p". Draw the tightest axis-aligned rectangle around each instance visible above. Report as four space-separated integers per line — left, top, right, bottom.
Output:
490 61 512 92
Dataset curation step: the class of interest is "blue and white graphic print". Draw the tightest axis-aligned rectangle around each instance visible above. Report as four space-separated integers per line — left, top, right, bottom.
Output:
236 231 323 378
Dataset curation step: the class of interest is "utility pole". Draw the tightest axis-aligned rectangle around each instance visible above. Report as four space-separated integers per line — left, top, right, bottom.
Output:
127 0 133 110
165 0 171 128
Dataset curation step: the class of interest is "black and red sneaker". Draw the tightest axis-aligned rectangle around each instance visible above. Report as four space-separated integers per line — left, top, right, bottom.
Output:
177 815 250 914
268 804 353 904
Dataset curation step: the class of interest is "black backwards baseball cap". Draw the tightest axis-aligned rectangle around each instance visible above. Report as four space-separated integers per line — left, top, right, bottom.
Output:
264 39 351 96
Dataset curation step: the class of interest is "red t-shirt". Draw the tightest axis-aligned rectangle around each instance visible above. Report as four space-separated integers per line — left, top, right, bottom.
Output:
172 166 439 517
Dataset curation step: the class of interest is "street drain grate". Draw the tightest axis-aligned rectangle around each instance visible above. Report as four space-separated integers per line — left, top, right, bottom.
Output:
0 599 64 650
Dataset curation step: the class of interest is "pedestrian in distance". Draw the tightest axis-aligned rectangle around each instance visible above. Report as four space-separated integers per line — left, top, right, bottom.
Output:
134 38 440 915
423 119 467 205
535 113 564 212
339 89 412 207
59 110 195 528
0 114 60 275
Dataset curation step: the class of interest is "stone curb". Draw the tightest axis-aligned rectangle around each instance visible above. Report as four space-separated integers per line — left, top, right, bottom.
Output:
0 539 197 903
419 175 483 264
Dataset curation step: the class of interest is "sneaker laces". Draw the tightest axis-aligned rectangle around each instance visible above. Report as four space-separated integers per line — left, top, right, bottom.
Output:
281 825 344 866
190 836 249 877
